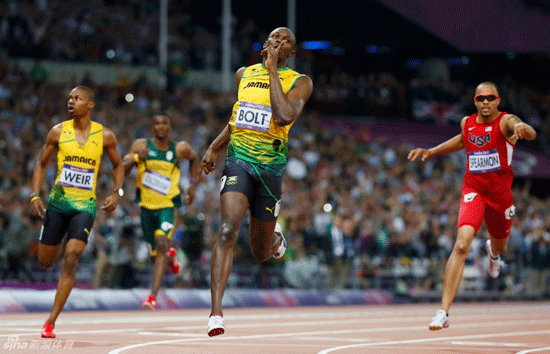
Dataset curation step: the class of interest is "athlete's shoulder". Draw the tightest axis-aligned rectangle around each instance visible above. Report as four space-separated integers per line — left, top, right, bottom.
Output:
102 127 117 146
47 123 64 142
460 115 470 131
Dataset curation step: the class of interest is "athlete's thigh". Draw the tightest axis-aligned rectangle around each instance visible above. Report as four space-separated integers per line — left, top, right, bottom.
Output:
66 211 95 245
458 188 486 233
484 203 515 240
220 157 254 203
140 207 160 247
220 158 253 227
158 207 176 239
249 166 282 222
39 208 71 246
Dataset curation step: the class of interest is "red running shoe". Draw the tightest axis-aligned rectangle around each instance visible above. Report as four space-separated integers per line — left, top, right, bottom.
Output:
167 247 181 274
41 322 56 338
142 294 157 310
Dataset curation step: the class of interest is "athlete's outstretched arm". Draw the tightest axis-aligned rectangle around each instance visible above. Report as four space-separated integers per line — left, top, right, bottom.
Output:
177 141 200 204
408 117 467 162
122 139 147 176
504 114 536 142
408 134 465 162
263 41 313 126
102 128 123 212
200 125 230 175
31 124 62 218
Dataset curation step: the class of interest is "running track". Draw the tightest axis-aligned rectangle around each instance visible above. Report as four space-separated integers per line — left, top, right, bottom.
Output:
1 302 549 353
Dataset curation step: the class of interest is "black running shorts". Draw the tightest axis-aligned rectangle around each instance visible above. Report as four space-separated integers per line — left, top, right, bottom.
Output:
220 157 282 222
39 207 94 246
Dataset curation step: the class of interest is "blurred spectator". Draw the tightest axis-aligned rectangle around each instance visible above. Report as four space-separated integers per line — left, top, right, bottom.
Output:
327 214 355 288
525 228 550 296
0 212 40 281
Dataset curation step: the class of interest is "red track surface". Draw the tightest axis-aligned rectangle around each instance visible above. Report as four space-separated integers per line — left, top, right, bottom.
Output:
1 302 549 354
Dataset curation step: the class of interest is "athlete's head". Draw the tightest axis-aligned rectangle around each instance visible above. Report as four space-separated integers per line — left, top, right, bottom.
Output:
474 82 500 119
68 86 95 117
263 27 296 64
152 113 171 140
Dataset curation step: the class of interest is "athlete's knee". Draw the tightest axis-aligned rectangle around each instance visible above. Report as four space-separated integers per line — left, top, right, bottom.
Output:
61 251 81 273
453 240 470 256
218 223 238 246
155 233 169 253
38 254 55 269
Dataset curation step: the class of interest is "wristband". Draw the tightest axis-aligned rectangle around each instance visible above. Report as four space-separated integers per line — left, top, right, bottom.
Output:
190 178 198 184
133 153 140 163
30 192 40 199
30 196 40 203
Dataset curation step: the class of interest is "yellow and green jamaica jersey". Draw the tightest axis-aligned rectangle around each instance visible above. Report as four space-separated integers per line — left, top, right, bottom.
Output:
227 63 306 175
49 120 103 215
135 139 182 209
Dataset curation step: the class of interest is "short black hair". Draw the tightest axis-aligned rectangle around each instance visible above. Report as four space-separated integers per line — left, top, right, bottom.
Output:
152 112 171 123
74 86 95 102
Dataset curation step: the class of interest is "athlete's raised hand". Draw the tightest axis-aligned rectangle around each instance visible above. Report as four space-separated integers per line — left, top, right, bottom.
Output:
510 122 531 143
261 39 288 71
136 147 149 161
408 148 433 162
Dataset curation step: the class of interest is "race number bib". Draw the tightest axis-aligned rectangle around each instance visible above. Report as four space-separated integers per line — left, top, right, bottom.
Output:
59 164 94 190
142 169 171 195
469 149 501 173
235 101 272 132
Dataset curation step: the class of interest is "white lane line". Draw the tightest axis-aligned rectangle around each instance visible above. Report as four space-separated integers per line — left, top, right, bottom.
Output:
516 347 550 354
108 324 550 354
296 336 370 342
2 303 549 326
316 329 550 354
451 341 531 347
137 332 203 337
0 328 145 338
3 316 550 339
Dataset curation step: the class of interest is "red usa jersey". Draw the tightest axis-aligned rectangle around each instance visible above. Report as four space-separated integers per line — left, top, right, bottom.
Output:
463 112 514 193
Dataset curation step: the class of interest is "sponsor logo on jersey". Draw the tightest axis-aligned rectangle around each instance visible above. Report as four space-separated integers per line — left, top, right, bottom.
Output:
243 81 270 90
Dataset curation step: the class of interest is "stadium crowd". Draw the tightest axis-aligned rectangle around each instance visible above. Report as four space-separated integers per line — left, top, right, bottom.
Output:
2 0 550 151
0 56 549 298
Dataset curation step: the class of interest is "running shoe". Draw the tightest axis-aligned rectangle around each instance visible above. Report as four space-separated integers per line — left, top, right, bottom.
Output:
273 223 287 259
41 322 56 338
428 309 449 331
207 315 225 337
167 247 181 274
142 294 157 310
485 240 504 279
